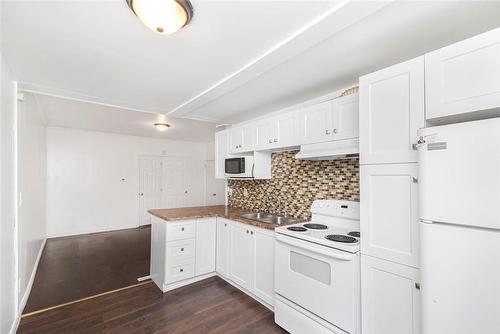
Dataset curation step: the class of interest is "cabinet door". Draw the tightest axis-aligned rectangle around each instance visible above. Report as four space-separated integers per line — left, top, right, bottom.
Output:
216 218 230 277
299 100 333 145
361 255 420 334
360 164 419 267
359 56 424 164
332 93 359 141
426 28 500 121
195 218 216 276
229 222 253 290
254 120 273 150
274 110 299 148
228 127 243 153
241 125 255 152
252 228 275 306
214 131 228 179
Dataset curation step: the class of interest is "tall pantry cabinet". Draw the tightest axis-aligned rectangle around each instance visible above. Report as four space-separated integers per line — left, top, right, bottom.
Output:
359 56 424 334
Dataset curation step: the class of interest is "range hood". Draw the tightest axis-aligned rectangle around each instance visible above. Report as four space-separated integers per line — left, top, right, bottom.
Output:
295 138 359 160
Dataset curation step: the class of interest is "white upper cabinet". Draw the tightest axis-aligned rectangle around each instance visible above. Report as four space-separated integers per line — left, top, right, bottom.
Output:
255 110 299 150
228 124 254 154
426 27 500 122
360 163 419 268
359 57 425 164
332 93 359 141
300 94 359 146
214 130 228 179
300 100 333 145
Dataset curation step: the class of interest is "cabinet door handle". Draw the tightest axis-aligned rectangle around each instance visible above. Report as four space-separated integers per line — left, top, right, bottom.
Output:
250 231 254 235
412 177 418 183
268 139 272 144
180 248 184 252
415 282 420 290
180 268 184 273
333 128 338 134
274 138 278 143
246 230 249 234
224 223 227 227
181 227 185 231
325 129 331 135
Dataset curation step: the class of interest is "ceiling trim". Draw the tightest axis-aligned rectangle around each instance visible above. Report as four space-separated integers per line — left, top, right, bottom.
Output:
167 0 392 119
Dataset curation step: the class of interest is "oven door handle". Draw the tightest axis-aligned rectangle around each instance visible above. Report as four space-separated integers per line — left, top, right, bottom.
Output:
276 234 355 261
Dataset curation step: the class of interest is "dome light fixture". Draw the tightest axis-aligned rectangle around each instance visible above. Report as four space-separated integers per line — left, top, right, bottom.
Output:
126 0 193 34
154 122 171 131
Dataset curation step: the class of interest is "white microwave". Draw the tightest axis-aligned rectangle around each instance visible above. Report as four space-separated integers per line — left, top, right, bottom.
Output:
224 156 254 178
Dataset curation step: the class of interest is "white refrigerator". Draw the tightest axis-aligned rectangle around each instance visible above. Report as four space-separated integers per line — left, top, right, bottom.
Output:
418 118 500 334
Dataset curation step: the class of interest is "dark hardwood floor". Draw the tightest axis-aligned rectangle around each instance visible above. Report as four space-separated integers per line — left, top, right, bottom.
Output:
18 276 287 334
23 226 151 314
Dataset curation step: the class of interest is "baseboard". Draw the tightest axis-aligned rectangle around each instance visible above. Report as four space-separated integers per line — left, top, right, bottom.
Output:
18 238 46 314
47 225 143 238
162 272 217 292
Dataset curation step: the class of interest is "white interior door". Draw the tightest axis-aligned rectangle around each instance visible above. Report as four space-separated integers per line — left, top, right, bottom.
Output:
162 157 187 208
139 156 162 225
205 161 225 206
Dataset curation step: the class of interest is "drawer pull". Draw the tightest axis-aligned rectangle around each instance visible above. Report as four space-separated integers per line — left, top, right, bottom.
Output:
180 268 184 273
180 248 184 252
181 227 185 231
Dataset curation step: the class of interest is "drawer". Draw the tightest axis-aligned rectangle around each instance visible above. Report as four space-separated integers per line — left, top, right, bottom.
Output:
167 220 196 241
166 260 195 284
166 238 195 264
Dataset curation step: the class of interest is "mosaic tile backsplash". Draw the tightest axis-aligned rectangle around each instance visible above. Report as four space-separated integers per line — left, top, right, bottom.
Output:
228 151 360 220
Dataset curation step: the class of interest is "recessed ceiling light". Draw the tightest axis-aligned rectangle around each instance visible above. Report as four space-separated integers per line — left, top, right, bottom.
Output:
126 0 193 34
154 122 171 131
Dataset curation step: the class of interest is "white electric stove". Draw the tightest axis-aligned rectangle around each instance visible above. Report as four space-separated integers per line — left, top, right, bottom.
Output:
274 199 361 334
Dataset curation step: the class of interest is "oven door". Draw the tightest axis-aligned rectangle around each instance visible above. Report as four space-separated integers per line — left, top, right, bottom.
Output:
275 234 360 334
225 157 244 174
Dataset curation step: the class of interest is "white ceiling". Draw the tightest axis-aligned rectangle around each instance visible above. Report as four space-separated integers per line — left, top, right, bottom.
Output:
2 0 500 128
37 94 217 142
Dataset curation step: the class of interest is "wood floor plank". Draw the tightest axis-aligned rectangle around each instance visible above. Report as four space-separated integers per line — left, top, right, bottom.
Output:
23 226 151 313
18 277 287 334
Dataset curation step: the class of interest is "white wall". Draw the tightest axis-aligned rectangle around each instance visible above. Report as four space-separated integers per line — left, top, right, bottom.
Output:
0 50 18 334
17 92 47 309
46 127 208 237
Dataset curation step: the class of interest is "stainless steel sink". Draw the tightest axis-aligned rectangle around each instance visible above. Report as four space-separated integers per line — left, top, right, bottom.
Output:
240 212 272 220
240 212 302 225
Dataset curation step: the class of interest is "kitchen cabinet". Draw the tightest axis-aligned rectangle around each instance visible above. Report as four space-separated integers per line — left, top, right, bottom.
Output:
255 110 299 150
251 227 275 306
360 163 419 267
228 222 253 290
214 130 228 179
332 93 359 141
217 219 275 307
195 218 216 276
299 94 359 145
216 218 230 277
300 100 333 145
228 124 254 154
361 255 420 334
359 57 424 164
426 27 500 122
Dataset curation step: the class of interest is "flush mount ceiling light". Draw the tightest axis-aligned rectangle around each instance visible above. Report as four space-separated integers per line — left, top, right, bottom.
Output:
126 0 193 34
154 122 171 131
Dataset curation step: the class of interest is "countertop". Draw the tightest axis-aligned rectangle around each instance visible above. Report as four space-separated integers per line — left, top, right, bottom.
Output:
148 205 301 230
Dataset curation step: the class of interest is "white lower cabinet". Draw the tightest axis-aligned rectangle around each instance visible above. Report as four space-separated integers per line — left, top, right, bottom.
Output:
195 218 216 276
361 255 421 334
228 222 254 290
251 228 275 306
219 219 275 308
216 218 230 277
